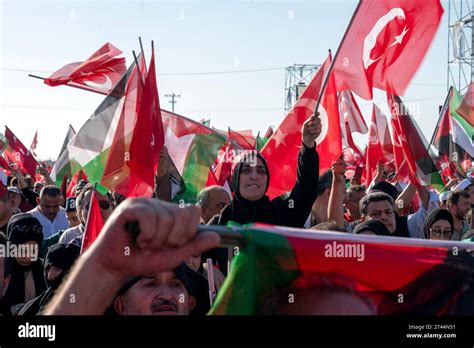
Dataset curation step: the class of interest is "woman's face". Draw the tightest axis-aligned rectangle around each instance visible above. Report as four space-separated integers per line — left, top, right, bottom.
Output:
238 158 268 201
429 219 452 240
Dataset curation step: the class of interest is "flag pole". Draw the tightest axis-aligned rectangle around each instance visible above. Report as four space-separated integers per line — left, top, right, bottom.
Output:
206 258 216 305
313 0 362 117
124 221 244 247
139 36 147 75
132 50 146 88
28 74 109 96
428 86 453 147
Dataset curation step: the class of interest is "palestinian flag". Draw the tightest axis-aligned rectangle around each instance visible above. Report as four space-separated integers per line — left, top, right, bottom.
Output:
387 94 445 192
66 53 145 194
50 125 80 186
210 224 474 315
450 87 474 172
162 110 228 203
256 127 273 152
429 87 456 179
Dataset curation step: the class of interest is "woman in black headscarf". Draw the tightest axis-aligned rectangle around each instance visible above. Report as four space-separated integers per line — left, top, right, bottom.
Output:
209 146 319 227
205 118 321 275
423 208 454 241
19 243 80 315
3 213 47 315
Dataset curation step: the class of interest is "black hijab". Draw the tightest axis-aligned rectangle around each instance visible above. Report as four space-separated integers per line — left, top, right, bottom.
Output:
220 151 271 225
423 208 454 239
3 214 46 314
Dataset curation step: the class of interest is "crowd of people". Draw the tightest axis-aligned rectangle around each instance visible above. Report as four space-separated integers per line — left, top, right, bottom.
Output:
0 114 473 316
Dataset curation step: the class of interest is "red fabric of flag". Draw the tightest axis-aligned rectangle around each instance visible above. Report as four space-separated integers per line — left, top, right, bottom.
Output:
81 190 105 254
4 126 39 177
262 53 342 199
333 0 443 99
44 42 126 95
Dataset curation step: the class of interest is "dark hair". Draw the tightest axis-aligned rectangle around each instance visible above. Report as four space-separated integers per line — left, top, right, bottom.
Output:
317 170 333 197
312 221 348 232
0 232 12 278
39 185 61 199
447 190 470 206
10 177 18 187
347 185 365 196
76 183 94 210
359 192 395 216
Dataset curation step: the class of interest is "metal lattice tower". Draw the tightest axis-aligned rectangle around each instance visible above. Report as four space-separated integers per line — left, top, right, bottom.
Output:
284 64 320 113
447 0 473 95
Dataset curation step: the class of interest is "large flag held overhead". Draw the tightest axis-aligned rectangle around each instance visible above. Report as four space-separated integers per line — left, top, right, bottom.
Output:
387 94 445 192
262 53 342 199
44 42 126 95
334 0 444 100
364 104 393 185
162 110 228 203
66 53 144 194
3 127 39 178
128 49 165 197
50 125 80 186
210 224 474 315
429 87 456 179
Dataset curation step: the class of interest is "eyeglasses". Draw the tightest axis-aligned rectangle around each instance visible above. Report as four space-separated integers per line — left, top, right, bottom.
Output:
429 228 452 238
85 200 111 211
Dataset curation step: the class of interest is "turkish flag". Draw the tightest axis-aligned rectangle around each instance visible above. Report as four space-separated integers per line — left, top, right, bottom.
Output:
364 104 393 185
4 126 39 177
80 190 105 254
334 0 444 100
44 42 126 95
128 50 165 197
261 53 342 199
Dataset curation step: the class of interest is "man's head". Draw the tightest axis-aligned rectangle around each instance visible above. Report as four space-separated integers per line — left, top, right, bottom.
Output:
0 233 11 302
44 243 80 283
359 192 396 233
311 170 333 220
7 186 22 212
65 197 80 228
232 151 269 202
6 213 42 267
36 185 62 222
259 273 376 315
113 264 209 316
345 185 366 220
447 190 471 221
452 179 474 205
25 177 34 190
76 184 113 225
196 186 231 223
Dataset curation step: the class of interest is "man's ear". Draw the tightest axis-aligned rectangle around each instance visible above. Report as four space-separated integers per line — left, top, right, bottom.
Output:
36 197 40 206
114 296 125 315
188 295 196 311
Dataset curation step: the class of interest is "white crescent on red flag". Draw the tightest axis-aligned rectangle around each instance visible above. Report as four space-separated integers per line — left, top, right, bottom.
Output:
261 53 342 199
334 0 444 100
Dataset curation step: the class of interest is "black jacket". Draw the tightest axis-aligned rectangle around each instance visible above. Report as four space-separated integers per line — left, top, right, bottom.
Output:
205 144 319 275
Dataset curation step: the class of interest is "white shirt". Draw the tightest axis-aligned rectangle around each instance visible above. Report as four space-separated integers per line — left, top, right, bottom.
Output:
407 191 439 239
59 225 84 245
28 206 69 239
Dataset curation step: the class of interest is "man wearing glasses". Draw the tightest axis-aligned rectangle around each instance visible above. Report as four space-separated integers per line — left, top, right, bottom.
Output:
59 184 114 245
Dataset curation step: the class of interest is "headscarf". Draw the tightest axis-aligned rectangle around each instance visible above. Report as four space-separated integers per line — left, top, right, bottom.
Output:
423 208 454 239
222 151 271 224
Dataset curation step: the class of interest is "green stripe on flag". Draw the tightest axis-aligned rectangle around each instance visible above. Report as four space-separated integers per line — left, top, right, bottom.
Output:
209 226 299 315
